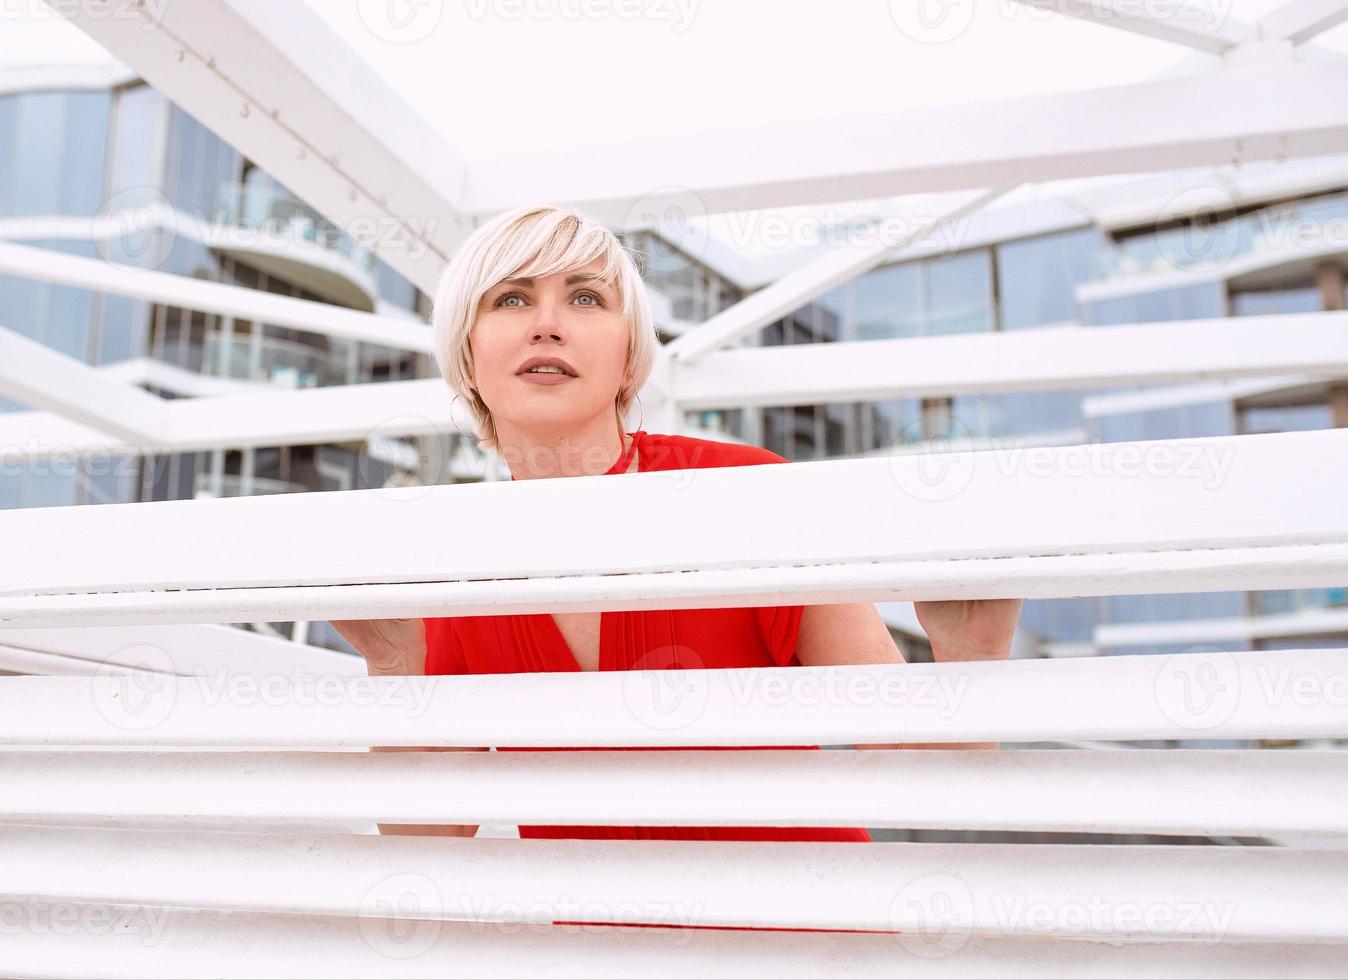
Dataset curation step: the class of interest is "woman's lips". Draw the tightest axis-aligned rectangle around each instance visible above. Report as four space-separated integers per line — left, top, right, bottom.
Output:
516 371 576 385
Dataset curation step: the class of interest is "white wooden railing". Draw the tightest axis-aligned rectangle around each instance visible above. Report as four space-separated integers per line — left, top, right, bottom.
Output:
1 427 1346 977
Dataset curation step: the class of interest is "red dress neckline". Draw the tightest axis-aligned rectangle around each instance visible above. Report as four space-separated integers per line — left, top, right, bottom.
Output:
508 430 644 481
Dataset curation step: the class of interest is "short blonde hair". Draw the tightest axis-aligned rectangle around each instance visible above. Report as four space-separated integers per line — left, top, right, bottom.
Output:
429 204 658 454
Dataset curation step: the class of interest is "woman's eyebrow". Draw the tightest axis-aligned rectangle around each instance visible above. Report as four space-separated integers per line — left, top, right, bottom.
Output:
496 273 610 288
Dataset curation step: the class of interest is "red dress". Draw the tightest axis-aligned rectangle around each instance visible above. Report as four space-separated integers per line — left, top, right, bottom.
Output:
423 429 871 845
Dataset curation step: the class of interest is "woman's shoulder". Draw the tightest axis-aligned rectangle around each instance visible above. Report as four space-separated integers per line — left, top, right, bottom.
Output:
638 431 789 472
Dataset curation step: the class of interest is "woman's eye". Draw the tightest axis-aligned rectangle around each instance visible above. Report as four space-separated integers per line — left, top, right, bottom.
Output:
575 291 603 306
496 292 524 308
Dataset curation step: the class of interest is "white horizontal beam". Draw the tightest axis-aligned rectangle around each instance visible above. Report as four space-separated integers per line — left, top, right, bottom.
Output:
1 650 1343 747
466 59 1348 224
5 903 1339 979
3 748 1345 837
0 240 432 353
1 542 1343 627
0 624 360 678
4 826 1344 941
0 427 1342 610
50 0 472 293
1097 606 1348 648
1010 0 1258 55
1258 0 1348 44
3 308 1342 457
0 326 169 442
665 188 1004 364
674 312 1348 409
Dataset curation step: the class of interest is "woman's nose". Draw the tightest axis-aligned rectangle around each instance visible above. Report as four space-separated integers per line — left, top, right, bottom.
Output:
530 301 565 339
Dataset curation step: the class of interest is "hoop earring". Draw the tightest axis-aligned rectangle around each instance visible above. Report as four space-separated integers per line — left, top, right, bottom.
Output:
634 393 645 433
449 392 474 440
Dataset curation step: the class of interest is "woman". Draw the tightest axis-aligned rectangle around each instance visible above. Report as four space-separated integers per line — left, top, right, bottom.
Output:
332 204 1022 844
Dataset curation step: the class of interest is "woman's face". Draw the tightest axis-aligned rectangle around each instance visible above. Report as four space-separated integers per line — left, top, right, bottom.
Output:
467 259 631 436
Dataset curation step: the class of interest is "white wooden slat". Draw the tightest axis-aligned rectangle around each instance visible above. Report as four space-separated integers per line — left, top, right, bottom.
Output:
674 312 1348 409
2 902 1346 979
3 825 1345 941
0 325 169 442
0 624 361 677
1 651 1344 747
0 427 1343 601
2 749 1345 838
2 541 1343 628
464 59 1348 225
0 240 433 352
1257 0 1348 44
1010 0 1259 54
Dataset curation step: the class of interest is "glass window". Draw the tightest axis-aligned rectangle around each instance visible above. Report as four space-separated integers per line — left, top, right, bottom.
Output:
1231 287 1322 316
996 226 1100 329
852 262 921 340
927 249 993 335
1083 281 1225 326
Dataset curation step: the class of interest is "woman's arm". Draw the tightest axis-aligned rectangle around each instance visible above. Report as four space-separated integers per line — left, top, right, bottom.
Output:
794 601 1017 750
329 617 487 837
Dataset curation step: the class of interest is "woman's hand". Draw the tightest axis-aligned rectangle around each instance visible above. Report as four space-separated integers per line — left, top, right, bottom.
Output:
914 598 1022 662
328 617 427 676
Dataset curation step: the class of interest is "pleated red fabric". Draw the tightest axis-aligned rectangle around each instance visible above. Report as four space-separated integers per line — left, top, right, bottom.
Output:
422 430 871 845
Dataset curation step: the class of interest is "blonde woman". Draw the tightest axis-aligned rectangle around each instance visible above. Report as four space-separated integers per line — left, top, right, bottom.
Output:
332 205 1022 843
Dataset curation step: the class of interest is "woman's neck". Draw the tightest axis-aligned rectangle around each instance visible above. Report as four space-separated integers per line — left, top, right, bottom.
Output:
496 417 631 480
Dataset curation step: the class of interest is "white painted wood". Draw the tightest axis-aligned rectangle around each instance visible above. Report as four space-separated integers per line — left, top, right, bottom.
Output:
2 826 1345 941
1258 0 1348 44
464 59 1348 225
0 624 361 677
1 648 1343 747
674 312 1348 409
3 540 1342 628
0 240 432 353
0 427 1342 604
2 748 1345 837
1010 0 1259 54
6 904 1345 980
0 326 169 441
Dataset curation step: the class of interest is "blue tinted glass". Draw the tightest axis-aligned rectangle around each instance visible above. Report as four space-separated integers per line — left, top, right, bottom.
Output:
996 226 1099 329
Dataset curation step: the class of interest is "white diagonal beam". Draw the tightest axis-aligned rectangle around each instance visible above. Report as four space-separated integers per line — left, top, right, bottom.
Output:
466 59 1348 225
664 188 1004 365
46 0 473 293
1010 0 1258 54
0 327 169 442
0 240 432 354
1258 0 1348 44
